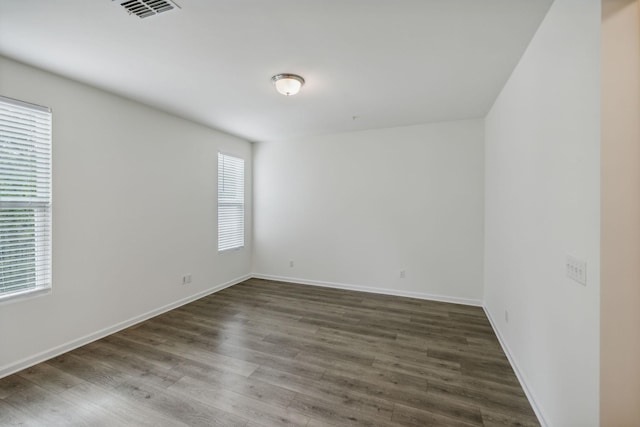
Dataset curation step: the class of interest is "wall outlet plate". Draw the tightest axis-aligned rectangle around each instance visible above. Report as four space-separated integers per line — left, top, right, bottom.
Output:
566 256 586 285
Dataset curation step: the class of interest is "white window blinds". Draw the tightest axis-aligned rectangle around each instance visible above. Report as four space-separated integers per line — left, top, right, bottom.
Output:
0 96 52 300
218 153 244 252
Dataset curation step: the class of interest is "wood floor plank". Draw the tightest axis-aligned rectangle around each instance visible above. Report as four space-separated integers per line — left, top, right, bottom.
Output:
112 378 248 426
480 407 541 427
202 341 326 379
297 315 398 340
0 397 45 427
373 352 461 377
73 340 183 389
98 333 185 371
3 380 122 427
249 365 394 419
427 380 536 417
17 363 86 394
287 392 397 427
134 317 302 359
60 381 190 427
313 327 464 368
169 374 309 427
426 343 510 365
392 402 480 427
321 363 429 394
0 373 35 399
0 278 539 426
317 368 483 425
111 332 260 377
264 333 377 366
45 352 130 390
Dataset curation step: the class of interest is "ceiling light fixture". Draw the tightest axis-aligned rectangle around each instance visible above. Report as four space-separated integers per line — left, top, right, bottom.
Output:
271 74 305 96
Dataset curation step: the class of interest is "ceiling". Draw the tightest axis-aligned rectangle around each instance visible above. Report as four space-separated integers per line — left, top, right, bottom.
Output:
0 0 553 142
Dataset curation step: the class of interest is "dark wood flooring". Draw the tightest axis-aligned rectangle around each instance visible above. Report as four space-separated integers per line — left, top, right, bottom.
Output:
0 278 539 426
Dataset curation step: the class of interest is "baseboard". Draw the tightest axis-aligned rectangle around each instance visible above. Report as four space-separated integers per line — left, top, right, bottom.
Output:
251 273 482 307
0 273 251 379
483 305 549 427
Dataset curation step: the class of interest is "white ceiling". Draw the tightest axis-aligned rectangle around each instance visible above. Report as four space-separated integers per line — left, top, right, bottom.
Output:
0 0 552 142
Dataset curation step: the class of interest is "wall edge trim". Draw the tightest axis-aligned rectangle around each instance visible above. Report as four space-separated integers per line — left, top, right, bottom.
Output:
0 273 251 379
251 273 482 307
483 304 550 427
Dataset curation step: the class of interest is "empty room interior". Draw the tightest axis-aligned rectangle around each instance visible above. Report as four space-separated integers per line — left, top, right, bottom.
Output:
0 0 638 426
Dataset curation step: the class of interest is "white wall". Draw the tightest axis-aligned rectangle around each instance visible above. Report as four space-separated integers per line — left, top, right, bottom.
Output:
253 120 484 304
0 56 253 375
484 0 601 426
601 0 640 424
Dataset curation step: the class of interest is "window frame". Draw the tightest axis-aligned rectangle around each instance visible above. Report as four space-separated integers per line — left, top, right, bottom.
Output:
0 95 52 303
217 151 245 253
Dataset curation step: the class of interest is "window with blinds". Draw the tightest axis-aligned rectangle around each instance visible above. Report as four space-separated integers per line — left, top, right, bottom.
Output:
0 96 52 300
218 153 244 252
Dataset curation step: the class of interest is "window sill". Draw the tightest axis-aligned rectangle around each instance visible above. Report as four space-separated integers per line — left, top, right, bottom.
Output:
0 287 52 306
218 246 244 254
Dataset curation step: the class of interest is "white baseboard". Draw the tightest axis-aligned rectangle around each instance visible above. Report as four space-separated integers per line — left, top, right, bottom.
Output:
483 305 549 427
250 273 482 307
0 274 251 379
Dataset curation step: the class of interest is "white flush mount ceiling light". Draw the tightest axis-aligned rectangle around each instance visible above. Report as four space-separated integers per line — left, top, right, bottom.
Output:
271 74 305 96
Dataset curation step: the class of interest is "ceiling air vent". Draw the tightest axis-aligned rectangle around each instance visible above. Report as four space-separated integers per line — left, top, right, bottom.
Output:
118 0 180 18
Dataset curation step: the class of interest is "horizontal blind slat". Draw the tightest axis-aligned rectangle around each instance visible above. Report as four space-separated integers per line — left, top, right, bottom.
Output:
0 136 53 151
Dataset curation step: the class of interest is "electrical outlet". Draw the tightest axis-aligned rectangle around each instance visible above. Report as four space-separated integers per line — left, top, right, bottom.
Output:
399 270 406 279
566 256 587 285
289 260 294 268
182 274 192 285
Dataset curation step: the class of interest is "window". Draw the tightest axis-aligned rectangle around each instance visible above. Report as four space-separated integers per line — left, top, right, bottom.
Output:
0 96 52 301
218 152 244 252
